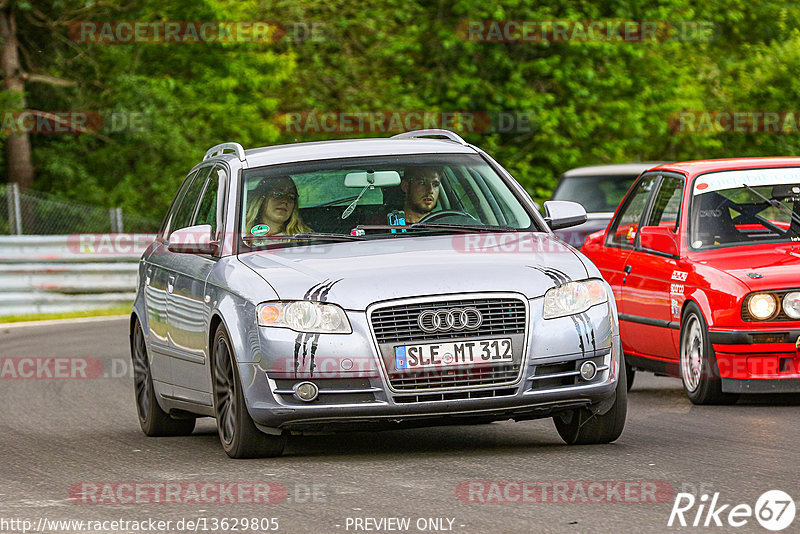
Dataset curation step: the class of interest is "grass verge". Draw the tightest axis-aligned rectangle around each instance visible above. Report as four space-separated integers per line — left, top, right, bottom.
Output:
0 304 132 324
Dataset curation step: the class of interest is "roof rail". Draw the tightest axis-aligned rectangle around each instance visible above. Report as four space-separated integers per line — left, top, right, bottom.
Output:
391 129 467 146
204 142 246 162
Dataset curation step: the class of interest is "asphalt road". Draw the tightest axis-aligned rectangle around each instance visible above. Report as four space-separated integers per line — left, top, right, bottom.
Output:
1 317 798 534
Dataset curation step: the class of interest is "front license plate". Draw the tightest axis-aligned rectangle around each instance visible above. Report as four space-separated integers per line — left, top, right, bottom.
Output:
394 338 513 370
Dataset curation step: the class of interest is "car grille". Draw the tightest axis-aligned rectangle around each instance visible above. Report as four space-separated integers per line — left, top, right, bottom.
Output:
371 297 526 344
388 364 520 391
371 297 527 391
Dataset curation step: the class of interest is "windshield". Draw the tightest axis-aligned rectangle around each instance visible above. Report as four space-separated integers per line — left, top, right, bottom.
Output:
238 154 536 250
690 167 800 249
552 174 635 213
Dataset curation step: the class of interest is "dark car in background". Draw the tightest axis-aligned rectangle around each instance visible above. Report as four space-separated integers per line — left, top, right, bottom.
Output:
551 163 666 248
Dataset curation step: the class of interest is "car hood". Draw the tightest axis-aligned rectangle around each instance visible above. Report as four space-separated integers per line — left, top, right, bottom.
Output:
694 245 800 291
238 232 588 310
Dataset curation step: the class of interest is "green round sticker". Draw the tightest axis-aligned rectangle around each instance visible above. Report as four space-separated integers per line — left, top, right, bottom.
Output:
251 224 271 236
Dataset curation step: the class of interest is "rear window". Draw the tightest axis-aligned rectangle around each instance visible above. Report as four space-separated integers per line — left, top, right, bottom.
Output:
553 175 636 213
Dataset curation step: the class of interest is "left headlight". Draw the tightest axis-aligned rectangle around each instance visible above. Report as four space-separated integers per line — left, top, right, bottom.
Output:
257 301 352 334
745 293 778 320
543 279 608 319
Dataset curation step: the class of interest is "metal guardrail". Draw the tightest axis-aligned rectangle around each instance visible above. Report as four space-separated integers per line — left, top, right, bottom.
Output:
0 235 155 316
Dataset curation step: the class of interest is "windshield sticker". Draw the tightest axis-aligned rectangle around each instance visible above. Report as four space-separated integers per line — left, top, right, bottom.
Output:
251 224 271 236
694 168 800 195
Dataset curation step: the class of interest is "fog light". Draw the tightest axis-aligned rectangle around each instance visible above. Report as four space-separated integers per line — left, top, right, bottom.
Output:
294 382 319 402
580 361 597 381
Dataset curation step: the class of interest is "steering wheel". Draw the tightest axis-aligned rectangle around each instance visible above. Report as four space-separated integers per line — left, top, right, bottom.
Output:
418 210 479 223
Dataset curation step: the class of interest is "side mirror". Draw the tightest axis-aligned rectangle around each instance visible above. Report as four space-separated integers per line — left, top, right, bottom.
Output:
639 225 679 257
168 224 217 254
543 201 588 230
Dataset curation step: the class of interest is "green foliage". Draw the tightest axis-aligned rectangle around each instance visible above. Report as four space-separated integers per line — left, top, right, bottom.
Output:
4 0 800 223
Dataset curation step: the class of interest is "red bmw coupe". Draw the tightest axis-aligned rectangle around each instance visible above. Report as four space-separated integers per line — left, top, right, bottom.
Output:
582 158 800 404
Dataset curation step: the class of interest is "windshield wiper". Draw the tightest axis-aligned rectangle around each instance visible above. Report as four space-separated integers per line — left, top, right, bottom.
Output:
355 223 518 234
244 232 365 243
741 183 800 229
411 222 518 233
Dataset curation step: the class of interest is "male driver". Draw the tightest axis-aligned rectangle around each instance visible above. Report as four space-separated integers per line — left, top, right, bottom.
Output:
400 166 441 223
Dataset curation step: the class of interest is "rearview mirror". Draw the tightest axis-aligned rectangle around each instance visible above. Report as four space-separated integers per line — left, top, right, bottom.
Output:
543 201 587 230
344 170 401 188
168 224 217 254
639 225 678 257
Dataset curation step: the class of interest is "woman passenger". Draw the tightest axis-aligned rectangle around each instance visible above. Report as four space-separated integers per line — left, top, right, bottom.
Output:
245 176 312 236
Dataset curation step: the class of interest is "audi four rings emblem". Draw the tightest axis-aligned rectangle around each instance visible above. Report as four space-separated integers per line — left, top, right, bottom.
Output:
417 308 483 333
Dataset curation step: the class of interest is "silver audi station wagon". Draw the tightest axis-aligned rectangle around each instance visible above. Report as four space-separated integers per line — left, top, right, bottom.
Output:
130 129 627 458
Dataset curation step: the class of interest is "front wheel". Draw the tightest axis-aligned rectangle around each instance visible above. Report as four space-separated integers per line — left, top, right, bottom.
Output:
212 324 286 459
680 303 738 405
553 355 628 445
131 320 196 436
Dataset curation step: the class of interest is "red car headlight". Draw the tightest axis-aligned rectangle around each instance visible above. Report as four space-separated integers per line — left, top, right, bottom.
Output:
746 293 779 320
783 291 800 319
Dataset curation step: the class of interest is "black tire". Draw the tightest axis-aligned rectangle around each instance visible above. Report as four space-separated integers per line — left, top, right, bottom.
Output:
131 320 196 436
679 303 739 405
212 324 286 459
553 355 628 445
625 360 635 391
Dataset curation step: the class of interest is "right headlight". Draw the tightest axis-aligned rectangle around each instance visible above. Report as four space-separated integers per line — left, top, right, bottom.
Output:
783 291 800 319
543 279 608 319
257 301 352 333
746 293 778 320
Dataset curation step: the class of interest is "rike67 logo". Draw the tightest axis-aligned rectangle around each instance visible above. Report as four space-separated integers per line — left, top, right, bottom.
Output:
669 490 795 531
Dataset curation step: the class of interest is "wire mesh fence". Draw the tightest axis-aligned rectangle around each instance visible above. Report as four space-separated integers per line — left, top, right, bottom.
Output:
1 183 161 234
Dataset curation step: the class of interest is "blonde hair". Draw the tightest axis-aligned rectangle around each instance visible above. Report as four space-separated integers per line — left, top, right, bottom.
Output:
245 177 312 235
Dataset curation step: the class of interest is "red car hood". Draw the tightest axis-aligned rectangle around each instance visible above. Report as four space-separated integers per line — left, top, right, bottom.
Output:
693 245 800 291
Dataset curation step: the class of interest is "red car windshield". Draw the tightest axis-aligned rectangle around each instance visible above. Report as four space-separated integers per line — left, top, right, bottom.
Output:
690 168 800 249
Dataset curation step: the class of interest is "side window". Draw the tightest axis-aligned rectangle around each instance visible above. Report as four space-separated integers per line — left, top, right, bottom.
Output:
161 169 198 238
606 175 659 247
195 166 225 235
645 175 684 229
169 167 212 237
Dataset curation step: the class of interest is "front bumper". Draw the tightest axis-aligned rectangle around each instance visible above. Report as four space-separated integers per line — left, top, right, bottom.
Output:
239 347 619 432
710 329 800 384
241 293 621 432
722 378 800 394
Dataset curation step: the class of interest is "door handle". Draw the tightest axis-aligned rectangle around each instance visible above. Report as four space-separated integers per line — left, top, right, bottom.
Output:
167 275 175 293
623 265 632 284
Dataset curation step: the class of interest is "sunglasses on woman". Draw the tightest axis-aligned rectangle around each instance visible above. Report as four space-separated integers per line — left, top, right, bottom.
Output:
269 191 298 201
